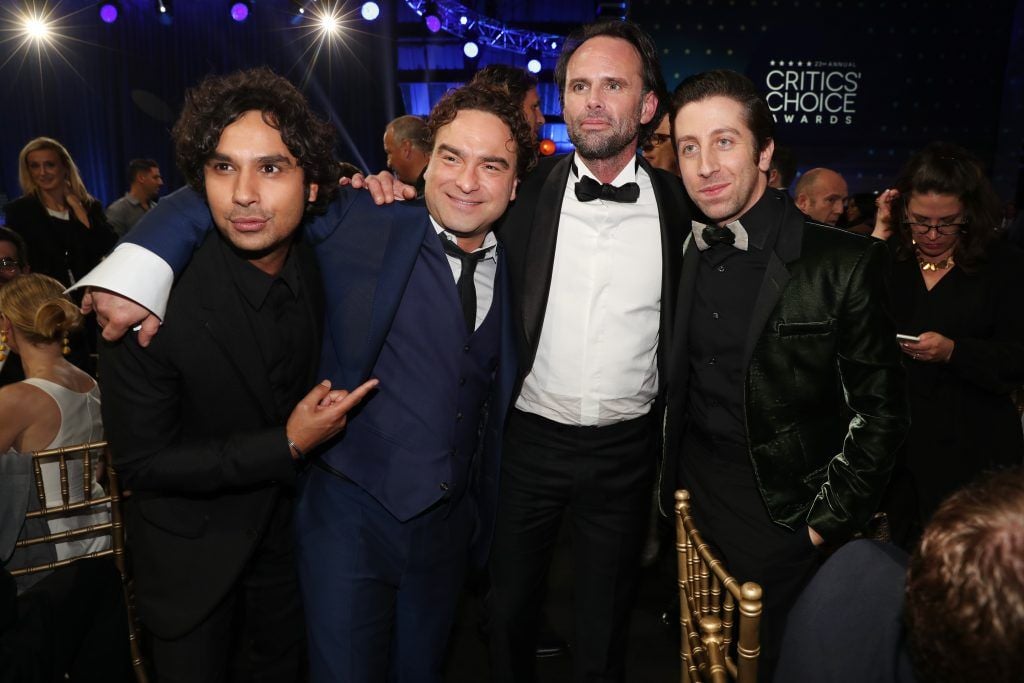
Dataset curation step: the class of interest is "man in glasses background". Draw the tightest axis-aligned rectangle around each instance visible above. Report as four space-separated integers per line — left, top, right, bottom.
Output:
641 112 680 177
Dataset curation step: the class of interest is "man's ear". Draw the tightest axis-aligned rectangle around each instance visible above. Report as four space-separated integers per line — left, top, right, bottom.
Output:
400 139 413 160
794 193 809 212
509 177 519 203
307 183 319 205
639 90 658 126
757 138 775 173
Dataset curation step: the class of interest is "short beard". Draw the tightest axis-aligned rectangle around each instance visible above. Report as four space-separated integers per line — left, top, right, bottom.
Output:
567 99 644 162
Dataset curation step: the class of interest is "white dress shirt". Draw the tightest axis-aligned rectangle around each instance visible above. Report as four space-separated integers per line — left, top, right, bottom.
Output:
431 217 498 330
515 155 663 427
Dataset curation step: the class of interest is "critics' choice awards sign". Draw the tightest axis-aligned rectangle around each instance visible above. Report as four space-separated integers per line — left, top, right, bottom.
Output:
764 60 861 126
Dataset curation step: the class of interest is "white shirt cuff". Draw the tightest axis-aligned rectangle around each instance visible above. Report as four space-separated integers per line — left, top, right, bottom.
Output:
68 243 174 320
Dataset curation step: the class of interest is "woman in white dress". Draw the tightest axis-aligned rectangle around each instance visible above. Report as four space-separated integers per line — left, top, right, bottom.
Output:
0 273 108 584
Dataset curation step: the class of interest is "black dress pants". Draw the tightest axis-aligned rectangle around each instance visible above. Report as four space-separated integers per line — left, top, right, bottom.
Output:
678 431 820 682
148 495 306 683
488 409 654 683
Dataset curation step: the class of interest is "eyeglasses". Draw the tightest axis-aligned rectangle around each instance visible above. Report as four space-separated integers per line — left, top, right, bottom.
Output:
641 133 672 151
0 257 22 271
901 219 967 236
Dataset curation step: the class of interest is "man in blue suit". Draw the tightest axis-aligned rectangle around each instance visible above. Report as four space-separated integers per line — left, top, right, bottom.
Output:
77 83 537 682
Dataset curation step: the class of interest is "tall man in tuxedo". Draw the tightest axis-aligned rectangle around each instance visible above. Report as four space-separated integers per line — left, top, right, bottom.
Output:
487 20 689 683
97 69 376 682
661 69 909 674
78 83 537 682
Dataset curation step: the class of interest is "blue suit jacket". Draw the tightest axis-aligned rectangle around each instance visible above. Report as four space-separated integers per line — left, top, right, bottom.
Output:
124 186 518 568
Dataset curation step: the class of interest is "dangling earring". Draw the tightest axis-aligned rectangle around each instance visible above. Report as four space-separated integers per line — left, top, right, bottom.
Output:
61 333 70 357
0 329 8 362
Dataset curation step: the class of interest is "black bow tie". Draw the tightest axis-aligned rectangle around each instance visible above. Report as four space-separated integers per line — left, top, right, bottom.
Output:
574 175 640 203
701 225 736 247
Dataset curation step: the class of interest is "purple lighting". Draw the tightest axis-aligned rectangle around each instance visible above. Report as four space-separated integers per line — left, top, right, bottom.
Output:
425 15 441 32
230 2 249 22
99 3 118 23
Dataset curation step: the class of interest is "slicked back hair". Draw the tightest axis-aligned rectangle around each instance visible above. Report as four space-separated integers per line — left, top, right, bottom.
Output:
554 20 667 147
672 69 775 161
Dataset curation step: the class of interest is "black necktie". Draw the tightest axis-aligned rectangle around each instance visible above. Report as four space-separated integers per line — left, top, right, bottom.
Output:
701 225 736 247
438 234 487 334
574 175 640 203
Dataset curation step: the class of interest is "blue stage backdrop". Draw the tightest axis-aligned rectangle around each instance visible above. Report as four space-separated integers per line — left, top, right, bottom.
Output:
2 0 1021 212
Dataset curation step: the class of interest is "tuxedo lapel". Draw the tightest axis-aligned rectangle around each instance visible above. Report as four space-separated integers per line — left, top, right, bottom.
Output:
741 195 805 368
670 235 699 385
642 158 686 366
354 209 431 381
521 155 572 353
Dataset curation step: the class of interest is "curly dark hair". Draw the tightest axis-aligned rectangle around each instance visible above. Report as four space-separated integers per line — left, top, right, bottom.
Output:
469 64 539 108
672 69 775 162
554 20 667 148
888 141 1001 272
172 67 340 214
427 84 538 179
905 467 1024 682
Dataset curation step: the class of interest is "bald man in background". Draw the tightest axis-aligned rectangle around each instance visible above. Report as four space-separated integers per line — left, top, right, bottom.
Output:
794 167 848 225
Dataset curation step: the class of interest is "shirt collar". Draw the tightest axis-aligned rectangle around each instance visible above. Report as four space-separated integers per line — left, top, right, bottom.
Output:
220 234 302 310
124 193 143 207
571 153 640 186
691 187 783 252
429 215 498 260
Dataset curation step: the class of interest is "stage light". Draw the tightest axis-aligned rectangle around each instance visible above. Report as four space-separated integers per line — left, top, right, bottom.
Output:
316 6 342 37
23 15 51 40
527 57 542 74
459 15 468 25
463 39 479 59
539 139 556 156
360 2 380 21
99 2 120 24
230 2 251 22
550 40 558 50
423 1 440 33
154 0 173 23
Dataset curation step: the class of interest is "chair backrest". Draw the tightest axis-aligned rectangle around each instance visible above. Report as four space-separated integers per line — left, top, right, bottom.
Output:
675 489 763 683
8 440 149 683
10 440 119 577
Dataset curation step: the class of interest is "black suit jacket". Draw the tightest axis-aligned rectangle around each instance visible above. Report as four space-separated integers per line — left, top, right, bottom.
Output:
4 195 117 287
496 154 689 404
98 232 323 639
662 190 909 540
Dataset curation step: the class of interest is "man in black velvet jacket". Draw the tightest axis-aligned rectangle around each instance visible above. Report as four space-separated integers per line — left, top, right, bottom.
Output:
661 69 909 674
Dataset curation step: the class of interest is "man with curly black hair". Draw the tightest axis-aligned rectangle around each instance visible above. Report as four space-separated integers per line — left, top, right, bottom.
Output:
78 76 536 681
93 68 375 683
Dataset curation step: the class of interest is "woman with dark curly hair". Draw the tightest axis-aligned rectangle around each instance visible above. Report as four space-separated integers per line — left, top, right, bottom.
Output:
874 142 1024 540
4 138 117 287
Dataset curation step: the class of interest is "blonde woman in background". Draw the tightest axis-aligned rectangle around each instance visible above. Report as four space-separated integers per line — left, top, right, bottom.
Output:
3 137 116 287
0 274 108 590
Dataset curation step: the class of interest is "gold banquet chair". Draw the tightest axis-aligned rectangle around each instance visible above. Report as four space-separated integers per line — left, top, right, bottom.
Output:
10 441 150 683
674 489 763 683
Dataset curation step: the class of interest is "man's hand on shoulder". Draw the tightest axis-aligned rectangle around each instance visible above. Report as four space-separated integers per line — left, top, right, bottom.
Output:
285 378 380 458
342 172 417 204
82 288 161 346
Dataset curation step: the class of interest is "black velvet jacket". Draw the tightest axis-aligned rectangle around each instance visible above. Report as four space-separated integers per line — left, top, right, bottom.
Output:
662 189 910 541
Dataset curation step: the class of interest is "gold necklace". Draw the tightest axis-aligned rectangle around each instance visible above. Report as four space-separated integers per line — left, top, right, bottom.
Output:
917 254 955 272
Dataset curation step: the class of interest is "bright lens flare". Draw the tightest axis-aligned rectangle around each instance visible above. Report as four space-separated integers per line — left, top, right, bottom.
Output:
23 16 51 41
316 7 343 37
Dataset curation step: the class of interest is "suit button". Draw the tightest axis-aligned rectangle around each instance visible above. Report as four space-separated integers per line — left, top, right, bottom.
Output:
449 449 456 457
463 345 471 353
708 356 717 365
440 482 449 491
456 412 463 421
716 264 726 272
459 377 466 386
712 312 720 319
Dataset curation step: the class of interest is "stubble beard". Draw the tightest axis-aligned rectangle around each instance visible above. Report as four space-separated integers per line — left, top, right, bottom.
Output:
568 101 644 162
